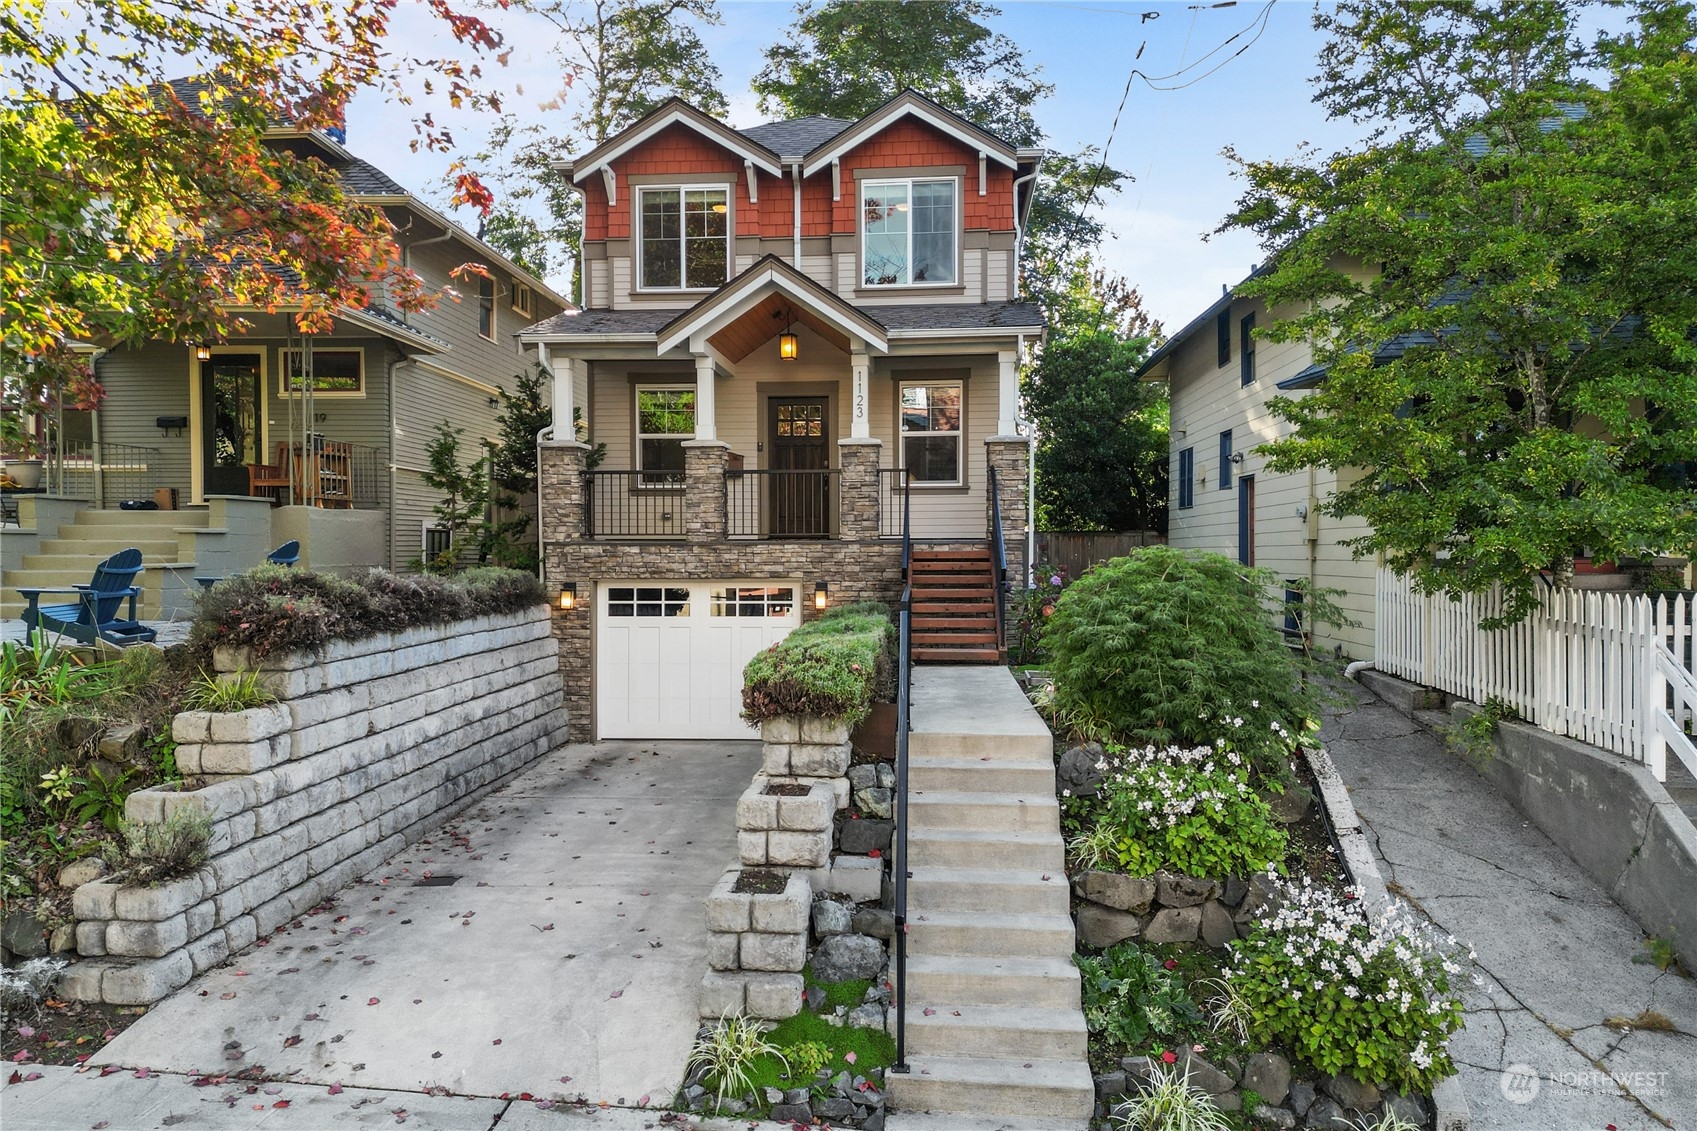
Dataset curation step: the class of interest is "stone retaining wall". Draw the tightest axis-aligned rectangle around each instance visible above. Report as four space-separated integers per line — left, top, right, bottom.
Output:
63 608 569 1005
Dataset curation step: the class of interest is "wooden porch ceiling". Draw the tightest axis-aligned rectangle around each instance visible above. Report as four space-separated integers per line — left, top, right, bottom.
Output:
707 294 850 363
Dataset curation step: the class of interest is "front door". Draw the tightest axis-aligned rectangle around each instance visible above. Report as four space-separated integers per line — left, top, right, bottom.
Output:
202 354 264 498
769 397 829 537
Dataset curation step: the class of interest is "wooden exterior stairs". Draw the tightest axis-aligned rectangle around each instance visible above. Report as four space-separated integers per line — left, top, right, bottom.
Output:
909 547 1003 664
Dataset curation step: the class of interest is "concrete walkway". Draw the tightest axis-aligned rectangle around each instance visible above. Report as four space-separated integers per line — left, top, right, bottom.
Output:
1322 682 1697 1131
27 740 759 1126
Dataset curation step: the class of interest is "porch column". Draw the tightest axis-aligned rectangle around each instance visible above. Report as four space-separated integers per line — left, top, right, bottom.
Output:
850 350 872 439
996 348 1020 438
693 353 718 441
542 345 575 438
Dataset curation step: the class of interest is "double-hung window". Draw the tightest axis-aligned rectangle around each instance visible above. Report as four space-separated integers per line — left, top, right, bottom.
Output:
1240 313 1256 385
862 178 957 286
639 186 729 290
477 276 495 340
635 386 694 485
1178 447 1195 509
899 381 963 485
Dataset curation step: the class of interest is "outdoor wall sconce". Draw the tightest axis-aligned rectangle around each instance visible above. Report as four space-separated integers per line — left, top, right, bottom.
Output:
194 343 213 361
813 581 829 610
1231 451 1245 465
557 582 577 611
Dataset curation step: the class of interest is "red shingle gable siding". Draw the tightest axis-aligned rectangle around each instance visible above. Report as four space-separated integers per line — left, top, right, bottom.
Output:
832 118 1014 234
603 123 762 240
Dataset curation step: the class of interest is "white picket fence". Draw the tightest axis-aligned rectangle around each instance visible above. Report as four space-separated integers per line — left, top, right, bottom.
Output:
1375 567 1697 781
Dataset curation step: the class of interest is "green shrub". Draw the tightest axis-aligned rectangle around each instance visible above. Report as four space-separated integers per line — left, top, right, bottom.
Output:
1044 547 1321 763
742 604 894 727
1075 939 1205 1050
184 669 277 713
1225 875 1470 1093
110 810 213 886
189 565 545 660
1081 739 1288 878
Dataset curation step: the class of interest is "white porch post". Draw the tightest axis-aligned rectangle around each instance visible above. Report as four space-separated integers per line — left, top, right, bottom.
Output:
996 347 1020 437
850 350 871 439
541 345 575 438
693 353 718 441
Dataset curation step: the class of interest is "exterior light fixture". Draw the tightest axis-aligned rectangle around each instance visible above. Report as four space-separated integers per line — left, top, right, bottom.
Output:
557 582 578 611
813 581 829 610
779 308 799 361
195 343 213 361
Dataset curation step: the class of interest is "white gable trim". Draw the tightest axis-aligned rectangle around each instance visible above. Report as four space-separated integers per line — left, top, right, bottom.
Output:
802 100 1016 177
572 106 785 183
656 264 888 356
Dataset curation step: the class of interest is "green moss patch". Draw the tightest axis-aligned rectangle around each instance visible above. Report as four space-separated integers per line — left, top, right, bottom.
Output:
803 963 873 1011
743 1011 897 1096
741 603 894 727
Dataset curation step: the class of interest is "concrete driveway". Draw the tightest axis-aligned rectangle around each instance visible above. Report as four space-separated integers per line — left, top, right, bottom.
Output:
88 740 759 1107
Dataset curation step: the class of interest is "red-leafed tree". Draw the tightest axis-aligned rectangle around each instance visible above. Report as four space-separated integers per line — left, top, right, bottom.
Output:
0 0 508 439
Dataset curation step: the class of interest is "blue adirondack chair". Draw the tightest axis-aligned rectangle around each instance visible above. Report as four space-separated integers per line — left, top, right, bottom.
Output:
195 540 302 590
19 547 157 647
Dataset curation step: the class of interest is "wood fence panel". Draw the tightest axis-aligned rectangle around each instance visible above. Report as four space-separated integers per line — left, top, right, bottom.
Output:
1035 531 1165 580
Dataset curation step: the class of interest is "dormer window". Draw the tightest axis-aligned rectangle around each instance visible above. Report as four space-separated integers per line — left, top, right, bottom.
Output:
639 186 729 290
862 178 957 286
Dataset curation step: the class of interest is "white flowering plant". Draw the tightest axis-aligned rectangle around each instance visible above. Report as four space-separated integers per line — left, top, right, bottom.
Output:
1223 875 1472 1093
1076 739 1288 878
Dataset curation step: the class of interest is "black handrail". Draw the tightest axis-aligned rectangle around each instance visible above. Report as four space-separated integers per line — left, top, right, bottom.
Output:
988 465 1008 657
891 470 913 1075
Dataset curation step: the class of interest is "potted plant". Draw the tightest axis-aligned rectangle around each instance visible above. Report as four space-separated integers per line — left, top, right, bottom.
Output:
1 406 44 489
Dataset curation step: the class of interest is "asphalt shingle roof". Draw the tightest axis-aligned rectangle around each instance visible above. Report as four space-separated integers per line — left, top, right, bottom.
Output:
520 309 676 336
331 157 409 197
738 116 854 156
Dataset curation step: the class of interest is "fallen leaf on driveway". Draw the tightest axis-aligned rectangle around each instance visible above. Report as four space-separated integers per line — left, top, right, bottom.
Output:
532 924 554 932
367 998 380 1006
273 1101 290 1109
219 992 237 1000
492 1039 502 1046
232 971 249 977
329 1083 343 1095
609 989 623 999
283 1036 301 1048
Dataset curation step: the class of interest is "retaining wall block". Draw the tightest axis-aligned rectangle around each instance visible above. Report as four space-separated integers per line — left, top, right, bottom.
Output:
208 704 290 745
750 873 811 934
738 831 769 867
100 951 194 1005
739 931 806 972
765 831 830 868
789 742 851 777
799 718 849 745
743 973 804 1020
736 786 779 830
172 711 214 744
762 718 801 744
761 743 792 776
105 913 189 959
123 790 164 825
56 961 106 1003
707 931 740 971
75 921 108 956
776 784 834 832
705 873 753 933
698 971 746 1019
187 930 231 975
71 882 119 921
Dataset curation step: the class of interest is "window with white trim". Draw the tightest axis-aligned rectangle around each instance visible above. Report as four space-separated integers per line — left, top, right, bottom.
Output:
606 586 690 617
638 186 729 290
636 386 694 485
862 178 957 286
710 586 796 618
280 348 364 396
512 281 533 317
477 275 495 340
898 381 963 485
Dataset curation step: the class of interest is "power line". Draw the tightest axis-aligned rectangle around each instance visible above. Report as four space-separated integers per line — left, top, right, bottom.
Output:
1081 1 1276 214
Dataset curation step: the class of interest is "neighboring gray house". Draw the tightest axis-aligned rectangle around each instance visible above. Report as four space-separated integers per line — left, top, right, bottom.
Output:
2 124 568 621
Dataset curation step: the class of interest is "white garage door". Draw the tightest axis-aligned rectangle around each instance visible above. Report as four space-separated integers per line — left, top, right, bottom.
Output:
596 580 802 739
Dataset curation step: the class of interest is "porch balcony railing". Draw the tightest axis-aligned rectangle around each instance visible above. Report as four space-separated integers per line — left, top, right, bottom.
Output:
47 441 161 508
249 435 386 509
879 469 910 539
584 469 686 539
726 469 838 539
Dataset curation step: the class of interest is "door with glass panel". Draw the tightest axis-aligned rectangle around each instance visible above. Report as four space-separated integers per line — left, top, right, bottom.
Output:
769 398 829 537
201 354 263 498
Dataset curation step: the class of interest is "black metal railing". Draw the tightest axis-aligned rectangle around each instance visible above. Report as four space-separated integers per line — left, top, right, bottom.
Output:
891 477 913 1075
988 465 1008 656
879 468 910 539
50 441 160 508
725 469 837 539
583 469 686 539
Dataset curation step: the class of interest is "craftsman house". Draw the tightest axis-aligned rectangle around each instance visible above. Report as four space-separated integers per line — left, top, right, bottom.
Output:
2 111 568 622
522 92 1043 740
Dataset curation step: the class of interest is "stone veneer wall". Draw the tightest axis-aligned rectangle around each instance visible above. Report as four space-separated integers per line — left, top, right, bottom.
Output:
63 608 569 1005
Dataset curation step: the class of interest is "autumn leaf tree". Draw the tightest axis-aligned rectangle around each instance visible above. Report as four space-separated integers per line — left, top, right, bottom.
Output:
0 0 509 430
1224 0 1697 621
458 0 728 281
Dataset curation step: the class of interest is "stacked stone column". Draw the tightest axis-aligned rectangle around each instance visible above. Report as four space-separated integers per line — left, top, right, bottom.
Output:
986 436 1032 597
682 441 729 542
837 438 883 541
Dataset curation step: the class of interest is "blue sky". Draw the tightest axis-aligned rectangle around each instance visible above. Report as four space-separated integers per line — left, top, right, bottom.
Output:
346 0 1367 330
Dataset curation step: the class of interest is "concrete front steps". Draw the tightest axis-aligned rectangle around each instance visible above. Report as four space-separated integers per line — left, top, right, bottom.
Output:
888 666 1093 1129
3 508 206 621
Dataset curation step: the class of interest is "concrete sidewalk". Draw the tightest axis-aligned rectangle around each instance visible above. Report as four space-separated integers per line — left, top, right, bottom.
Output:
14 740 760 1129
1322 682 1697 1131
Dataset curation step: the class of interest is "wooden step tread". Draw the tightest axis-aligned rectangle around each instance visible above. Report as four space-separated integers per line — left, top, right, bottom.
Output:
912 631 999 645
910 549 993 560
914 648 1003 663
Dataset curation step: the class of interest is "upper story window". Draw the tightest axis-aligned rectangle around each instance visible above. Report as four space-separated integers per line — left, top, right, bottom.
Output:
899 380 963 485
280 348 363 396
477 275 495 340
1178 447 1195 509
636 386 694 485
862 178 957 287
512 281 533 317
1240 312 1256 385
639 186 728 290
1216 309 1231 367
